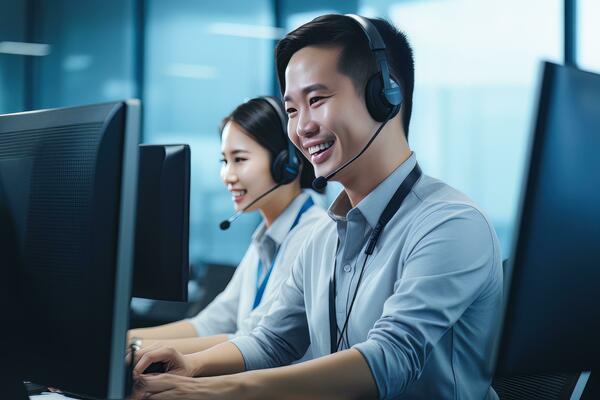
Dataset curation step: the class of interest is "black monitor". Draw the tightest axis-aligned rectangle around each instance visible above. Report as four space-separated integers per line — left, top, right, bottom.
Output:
492 62 600 376
0 100 140 399
133 144 190 302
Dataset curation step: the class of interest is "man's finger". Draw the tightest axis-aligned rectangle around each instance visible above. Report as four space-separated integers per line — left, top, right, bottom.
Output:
140 374 179 396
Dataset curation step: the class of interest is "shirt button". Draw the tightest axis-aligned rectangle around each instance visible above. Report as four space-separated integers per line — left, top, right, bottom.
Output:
343 264 352 273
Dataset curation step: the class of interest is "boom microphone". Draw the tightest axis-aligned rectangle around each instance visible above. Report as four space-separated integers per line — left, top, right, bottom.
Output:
219 183 283 230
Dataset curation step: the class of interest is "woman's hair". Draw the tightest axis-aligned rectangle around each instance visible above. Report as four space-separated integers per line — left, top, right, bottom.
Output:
220 97 317 189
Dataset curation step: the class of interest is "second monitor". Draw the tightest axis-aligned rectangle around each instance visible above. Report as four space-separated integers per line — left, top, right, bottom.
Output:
133 144 191 302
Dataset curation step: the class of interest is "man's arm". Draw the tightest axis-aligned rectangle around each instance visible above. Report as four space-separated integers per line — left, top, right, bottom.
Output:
240 348 377 400
136 345 377 400
352 205 501 398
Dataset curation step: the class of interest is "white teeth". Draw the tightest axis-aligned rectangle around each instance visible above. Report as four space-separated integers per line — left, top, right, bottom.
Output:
231 190 246 197
308 141 334 155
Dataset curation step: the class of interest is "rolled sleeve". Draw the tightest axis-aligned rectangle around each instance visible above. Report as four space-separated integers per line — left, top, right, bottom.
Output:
354 205 499 398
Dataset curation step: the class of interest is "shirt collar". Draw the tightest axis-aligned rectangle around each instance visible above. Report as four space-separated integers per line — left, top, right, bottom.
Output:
327 153 417 229
252 191 312 246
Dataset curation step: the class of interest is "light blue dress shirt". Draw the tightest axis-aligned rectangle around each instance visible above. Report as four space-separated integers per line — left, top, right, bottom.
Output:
231 154 503 399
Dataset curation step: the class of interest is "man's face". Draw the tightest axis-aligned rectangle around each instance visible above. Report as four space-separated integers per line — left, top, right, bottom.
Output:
283 46 377 180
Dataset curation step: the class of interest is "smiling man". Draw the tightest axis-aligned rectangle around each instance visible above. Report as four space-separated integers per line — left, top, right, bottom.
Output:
133 14 503 400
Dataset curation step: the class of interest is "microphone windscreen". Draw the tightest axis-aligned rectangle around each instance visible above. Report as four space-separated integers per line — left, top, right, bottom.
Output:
219 220 231 230
312 176 327 191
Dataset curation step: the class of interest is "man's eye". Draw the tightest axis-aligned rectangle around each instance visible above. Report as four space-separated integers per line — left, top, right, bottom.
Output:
286 107 297 115
309 96 323 105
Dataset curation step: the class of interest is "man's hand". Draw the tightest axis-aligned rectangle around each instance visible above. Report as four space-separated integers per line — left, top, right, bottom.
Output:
133 344 195 378
131 373 244 400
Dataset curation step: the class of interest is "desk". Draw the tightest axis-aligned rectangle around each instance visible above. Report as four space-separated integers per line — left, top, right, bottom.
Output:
31 394 76 400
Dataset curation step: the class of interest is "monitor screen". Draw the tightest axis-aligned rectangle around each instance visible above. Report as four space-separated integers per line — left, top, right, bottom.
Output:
493 62 600 376
0 100 140 399
133 144 190 301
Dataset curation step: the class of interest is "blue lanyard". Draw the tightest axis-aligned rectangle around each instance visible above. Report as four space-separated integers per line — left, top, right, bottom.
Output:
252 196 314 310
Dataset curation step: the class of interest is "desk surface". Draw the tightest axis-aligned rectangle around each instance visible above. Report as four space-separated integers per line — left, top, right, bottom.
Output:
31 393 77 399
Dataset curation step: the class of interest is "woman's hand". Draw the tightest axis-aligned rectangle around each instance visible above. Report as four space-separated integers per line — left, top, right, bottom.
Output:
133 343 195 378
131 373 245 400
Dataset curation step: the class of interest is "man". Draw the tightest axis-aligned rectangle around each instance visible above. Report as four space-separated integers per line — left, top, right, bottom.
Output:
133 14 502 399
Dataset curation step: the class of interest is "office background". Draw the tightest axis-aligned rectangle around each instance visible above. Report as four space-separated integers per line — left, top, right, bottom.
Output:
1 0 598 272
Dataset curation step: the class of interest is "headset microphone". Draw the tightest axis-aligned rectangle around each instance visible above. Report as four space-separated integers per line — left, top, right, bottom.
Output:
219 183 283 230
312 111 394 191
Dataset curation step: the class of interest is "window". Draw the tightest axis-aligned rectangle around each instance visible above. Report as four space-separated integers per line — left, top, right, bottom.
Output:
578 0 600 73
30 0 136 109
144 0 275 265
0 1 27 113
359 0 562 256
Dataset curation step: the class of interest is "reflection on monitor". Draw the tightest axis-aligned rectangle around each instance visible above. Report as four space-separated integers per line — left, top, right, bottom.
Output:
0 100 140 399
492 62 600 376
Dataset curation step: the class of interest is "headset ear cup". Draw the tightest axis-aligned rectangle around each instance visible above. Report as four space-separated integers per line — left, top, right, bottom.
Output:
365 73 401 122
271 150 299 185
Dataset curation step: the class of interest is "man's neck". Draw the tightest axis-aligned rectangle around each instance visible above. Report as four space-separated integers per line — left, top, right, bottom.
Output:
341 145 412 208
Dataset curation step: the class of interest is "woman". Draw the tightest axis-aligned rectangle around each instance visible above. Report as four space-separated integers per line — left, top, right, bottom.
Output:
129 96 327 356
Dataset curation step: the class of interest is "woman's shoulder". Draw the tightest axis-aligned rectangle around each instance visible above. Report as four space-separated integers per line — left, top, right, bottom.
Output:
295 200 332 230
283 204 333 250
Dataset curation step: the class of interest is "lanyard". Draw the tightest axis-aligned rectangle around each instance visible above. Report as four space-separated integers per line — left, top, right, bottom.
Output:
328 164 422 353
252 196 314 310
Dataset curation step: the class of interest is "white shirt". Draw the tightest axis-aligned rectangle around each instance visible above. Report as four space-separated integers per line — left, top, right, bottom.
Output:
188 191 328 339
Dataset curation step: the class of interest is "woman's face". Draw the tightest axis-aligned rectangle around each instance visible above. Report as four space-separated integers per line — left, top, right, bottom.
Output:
220 121 276 212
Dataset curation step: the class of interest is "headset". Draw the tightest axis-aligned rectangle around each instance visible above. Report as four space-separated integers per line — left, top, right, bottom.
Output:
259 96 301 185
347 14 403 122
312 14 404 190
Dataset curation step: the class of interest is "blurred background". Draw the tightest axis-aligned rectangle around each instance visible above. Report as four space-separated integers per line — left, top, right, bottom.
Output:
1 0 598 292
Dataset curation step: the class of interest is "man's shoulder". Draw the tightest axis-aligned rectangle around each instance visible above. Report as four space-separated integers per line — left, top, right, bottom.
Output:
406 175 503 282
412 175 489 221
407 175 498 246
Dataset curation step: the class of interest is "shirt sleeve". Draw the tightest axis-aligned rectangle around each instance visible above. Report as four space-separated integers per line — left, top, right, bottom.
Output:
187 257 246 337
353 204 500 399
230 239 311 370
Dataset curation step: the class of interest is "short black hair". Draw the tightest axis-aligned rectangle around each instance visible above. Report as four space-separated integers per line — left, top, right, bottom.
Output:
220 97 316 189
276 14 415 138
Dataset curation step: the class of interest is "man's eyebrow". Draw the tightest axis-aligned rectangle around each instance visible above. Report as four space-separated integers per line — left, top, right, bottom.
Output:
284 83 329 102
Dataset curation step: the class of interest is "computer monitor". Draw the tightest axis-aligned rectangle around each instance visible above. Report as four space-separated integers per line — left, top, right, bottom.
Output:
0 100 140 399
492 62 600 376
0 199 30 398
133 144 190 301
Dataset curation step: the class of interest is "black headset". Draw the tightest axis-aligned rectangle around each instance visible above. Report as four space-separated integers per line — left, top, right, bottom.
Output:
345 14 403 122
259 95 301 185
